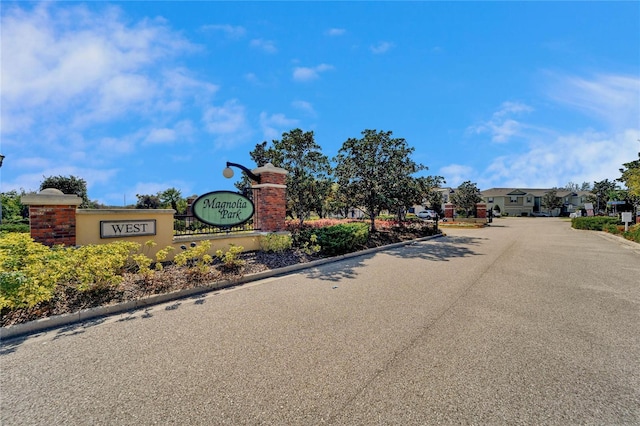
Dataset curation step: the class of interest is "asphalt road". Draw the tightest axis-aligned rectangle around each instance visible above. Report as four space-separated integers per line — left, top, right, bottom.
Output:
1 218 639 425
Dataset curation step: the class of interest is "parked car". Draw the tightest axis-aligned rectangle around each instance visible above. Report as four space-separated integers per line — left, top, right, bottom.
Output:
417 210 438 220
492 210 501 217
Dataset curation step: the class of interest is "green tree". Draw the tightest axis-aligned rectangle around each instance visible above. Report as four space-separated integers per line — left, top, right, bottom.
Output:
1 190 29 224
333 129 425 231
250 141 273 167
416 175 446 215
40 175 94 208
619 151 640 212
385 177 423 222
563 181 592 191
589 179 619 213
264 129 332 224
135 194 161 209
541 188 563 215
450 181 482 217
159 188 182 211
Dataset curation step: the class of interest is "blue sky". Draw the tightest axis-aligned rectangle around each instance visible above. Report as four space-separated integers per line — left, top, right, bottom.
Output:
2 1 639 206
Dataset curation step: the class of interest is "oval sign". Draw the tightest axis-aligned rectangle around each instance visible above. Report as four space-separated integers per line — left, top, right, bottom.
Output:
192 191 254 227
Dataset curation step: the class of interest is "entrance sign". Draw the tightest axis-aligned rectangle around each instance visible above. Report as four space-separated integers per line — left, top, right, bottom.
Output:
101 220 156 238
192 191 254 227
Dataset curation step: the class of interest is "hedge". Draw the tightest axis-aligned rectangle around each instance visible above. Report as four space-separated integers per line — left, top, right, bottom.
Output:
571 216 619 231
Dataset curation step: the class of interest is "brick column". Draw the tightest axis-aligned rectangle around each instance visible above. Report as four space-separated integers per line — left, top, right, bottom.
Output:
476 203 487 219
444 203 455 220
21 188 82 246
251 163 288 232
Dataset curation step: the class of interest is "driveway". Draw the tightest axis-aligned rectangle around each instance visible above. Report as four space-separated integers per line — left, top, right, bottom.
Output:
1 218 639 425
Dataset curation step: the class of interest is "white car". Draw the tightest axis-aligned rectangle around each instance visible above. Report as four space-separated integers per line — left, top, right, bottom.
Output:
417 210 438 220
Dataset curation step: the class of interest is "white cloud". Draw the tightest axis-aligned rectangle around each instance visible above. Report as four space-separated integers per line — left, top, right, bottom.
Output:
244 73 260 85
325 28 346 36
292 64 334 82
162 68 218 103
203 100 247 134
479 129 639 189
13 157 52 169
292 100 316 117
0 2 209 151
545 72 640 131
144 120 195 145
250 38 277 54
473 73 640 189
201 24 246 39
98 136 137 155
203 100 253 149
468 101 534 143
0 3 228 193
259 112 299 141
7 166 119 194
370 41 394 54
439 164 476 187
145 128 176 144
1 3 194 116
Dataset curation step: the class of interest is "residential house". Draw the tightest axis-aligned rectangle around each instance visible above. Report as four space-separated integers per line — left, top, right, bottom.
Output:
480 188 591 217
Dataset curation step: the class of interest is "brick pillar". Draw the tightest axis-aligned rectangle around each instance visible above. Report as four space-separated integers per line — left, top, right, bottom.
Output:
444 203 455 220
476 203 487 219
251 163 288 232
21 189 82 246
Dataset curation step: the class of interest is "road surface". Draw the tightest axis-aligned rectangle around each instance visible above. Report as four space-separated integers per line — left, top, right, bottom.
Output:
1 218 639 425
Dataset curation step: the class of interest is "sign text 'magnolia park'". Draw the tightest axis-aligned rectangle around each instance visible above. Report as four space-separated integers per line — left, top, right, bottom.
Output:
192 191 255 227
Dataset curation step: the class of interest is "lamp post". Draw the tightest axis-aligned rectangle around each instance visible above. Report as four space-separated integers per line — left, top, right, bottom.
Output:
222 161 261 184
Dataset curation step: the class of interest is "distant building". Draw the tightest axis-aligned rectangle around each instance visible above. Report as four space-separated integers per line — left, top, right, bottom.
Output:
480 188 591 217
409 187 455 215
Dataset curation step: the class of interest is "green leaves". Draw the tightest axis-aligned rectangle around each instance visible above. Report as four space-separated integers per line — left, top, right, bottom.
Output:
541 188 563 213
252 129 332 224
333 129 426 231
450 181 482 215
0 233 139 309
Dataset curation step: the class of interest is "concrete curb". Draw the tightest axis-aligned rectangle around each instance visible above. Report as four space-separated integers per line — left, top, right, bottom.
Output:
1 234 444 341
594 230 640 250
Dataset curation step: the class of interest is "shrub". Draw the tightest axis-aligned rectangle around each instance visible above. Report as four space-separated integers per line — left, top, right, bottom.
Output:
0 223 30 233
623 223 640 243
603 224 622 234
215 244 245 270
312 222 369 256
297 233 321 255
0 233 64 309
0 233 139 309
571 216 619 230
175 241 213 273
260 233 293 253
61 242 139 291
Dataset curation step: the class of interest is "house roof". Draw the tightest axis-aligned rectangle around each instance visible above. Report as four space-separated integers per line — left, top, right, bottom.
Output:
481 188 591 198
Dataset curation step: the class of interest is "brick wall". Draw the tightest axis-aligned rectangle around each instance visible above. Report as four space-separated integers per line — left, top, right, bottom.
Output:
476 203 487 219
444 203 455 219
28 205 78 246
